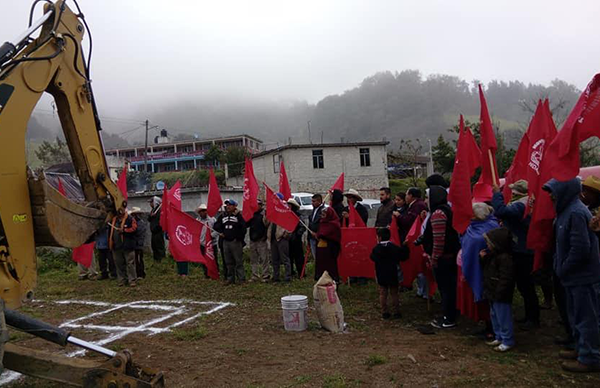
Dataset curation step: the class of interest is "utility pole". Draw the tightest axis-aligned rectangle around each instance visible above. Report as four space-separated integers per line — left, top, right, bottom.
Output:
144 119 149 173
307 120 312 144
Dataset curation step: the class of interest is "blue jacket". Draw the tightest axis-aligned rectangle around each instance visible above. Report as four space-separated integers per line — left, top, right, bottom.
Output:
544 178 600 287
95 225 109 250
491 191 532 255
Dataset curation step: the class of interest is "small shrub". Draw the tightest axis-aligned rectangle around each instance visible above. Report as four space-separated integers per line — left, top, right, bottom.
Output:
171 325 207 341
365 354 387 367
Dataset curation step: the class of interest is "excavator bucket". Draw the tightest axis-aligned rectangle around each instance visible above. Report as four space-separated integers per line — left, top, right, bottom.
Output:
28 174 106 248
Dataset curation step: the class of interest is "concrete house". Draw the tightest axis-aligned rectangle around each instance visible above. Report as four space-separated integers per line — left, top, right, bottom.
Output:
252 141 389 199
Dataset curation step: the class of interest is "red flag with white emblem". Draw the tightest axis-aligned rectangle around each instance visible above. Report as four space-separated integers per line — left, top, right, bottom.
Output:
167 204 206 263
279 160 292 201
265 183 299 231
242 158 259 221
207 168 223 218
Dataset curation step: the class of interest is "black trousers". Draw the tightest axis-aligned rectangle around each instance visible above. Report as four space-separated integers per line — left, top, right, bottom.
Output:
434 257 457 322
97 249 116 277
135 249 146 278
514 252 540 323
290 240 304 277
554 270 573 340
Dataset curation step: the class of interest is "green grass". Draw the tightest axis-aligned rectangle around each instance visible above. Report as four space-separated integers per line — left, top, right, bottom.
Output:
364 354 387 368
322 374 362 388
170 324 207 341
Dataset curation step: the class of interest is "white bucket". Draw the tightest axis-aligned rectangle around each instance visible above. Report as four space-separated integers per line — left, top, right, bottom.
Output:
281 295 309 332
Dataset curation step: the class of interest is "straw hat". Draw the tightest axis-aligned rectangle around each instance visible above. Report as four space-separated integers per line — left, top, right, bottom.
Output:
287 198 300 209
343 188 363 201
582 176 600 193
128 207 143 214
196 203 208 211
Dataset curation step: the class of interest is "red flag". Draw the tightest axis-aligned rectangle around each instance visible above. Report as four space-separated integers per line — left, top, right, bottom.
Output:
404 216 437 295
389 214 400 245
72 242 95 268
264 183 299 231
348 203 366 228
279 160 292 201
207 168 223 218
449 116 480 233
159 181 181 233
201 223 220 280
330 173 344 192
242 158 260 221
167 204 207 263
117 164 128 201
169 181 182 210
338 227 377 280
57 178 67 196
477 85 500 187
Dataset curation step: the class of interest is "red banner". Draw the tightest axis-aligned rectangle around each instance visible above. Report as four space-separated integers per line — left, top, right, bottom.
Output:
202 226 220 280
338 227 376 280
167 204 206 264
207 168 223 218
117 163 128 201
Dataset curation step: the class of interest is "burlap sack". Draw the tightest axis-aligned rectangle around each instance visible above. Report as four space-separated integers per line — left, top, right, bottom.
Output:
313 271 344 332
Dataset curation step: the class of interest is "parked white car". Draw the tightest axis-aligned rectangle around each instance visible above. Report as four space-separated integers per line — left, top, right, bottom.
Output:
291 192 314 211
359 199 382 210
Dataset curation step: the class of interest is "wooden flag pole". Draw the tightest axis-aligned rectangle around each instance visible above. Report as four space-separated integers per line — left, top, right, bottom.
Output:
488 149 498 186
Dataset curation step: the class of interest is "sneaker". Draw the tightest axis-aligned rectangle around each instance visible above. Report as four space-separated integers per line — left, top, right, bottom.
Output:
559 350 579 360
441 320 457 328
486 339 501 347
430 317 444 328
382 313 391 320
494 344 513 352
561 360 600 373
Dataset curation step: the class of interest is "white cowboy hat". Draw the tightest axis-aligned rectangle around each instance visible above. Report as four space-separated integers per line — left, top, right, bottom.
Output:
343 189 363 201
197 203 208 211
128 207 143 214
287 198 301 208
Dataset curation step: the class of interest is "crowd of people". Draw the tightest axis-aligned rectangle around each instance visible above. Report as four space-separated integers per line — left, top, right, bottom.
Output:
79 172 600 374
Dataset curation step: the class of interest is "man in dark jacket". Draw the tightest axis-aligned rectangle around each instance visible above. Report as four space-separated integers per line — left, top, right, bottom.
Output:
423 186 460 329
147 196 165 263
248 200 270 282
375 187 395 227
480 227 516 352
288 198 306 278
342 189 368 226
214 199 247 284
543 178 600 373
331 189 345 221
308 194 325 258
109 208 138 287
130 208 146 279
492 179 540 330
95 224 116 280
401 187 429 297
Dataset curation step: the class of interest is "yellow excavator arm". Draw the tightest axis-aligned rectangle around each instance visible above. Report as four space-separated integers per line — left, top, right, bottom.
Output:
0 0 126 309
0 2 164 386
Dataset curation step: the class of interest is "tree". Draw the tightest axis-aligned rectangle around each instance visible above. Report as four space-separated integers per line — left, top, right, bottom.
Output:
389 139 425 186
431 135 455 175
224 146 250 177
204 144 224 167
35 137 71 167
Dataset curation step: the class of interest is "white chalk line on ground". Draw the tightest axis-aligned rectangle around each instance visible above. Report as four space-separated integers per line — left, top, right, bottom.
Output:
0 299 234 386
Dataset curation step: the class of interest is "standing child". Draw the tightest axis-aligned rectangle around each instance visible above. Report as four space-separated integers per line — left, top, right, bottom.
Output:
370 228 409 319
479 227 516 352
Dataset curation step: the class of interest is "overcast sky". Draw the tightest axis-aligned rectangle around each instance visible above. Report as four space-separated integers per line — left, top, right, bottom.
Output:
2 0 599 120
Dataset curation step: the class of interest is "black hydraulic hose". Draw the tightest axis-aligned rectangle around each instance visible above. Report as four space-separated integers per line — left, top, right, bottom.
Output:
4 308 70 347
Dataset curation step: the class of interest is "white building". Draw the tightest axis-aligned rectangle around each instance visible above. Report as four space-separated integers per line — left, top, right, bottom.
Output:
252 141 389 199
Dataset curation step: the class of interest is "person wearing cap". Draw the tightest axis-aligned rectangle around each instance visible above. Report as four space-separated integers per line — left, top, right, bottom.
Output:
341 189 368 227
109 207 138 287
130 207 146 279
196 204 219 279
287 198 306 278
543 177 600 373
247 199 270 282
148 196 165 263
582 175 600 217
214 199 247 284
266 200 293 283
492 179 540 330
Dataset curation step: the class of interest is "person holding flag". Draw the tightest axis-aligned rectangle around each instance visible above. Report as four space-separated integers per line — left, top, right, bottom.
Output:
214 199 247 284
342 189 368 227
266 193 294 283
308 194 325 258
109 207 138 287
491 180 540 330
287 198 306 278
148 196 165 263
314 206 342 282
196 204 219 279
247 199 271 282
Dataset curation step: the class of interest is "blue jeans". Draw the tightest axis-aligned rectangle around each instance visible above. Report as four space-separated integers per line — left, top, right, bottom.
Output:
309 238 318 261
490 302 515 346
417 273 429 297
565 283 600 365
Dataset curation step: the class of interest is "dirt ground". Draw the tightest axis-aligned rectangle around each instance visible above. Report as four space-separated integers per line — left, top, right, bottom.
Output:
5 258 600 388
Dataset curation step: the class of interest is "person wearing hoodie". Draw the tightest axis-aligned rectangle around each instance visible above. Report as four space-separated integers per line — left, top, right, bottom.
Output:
147 196 165 263
422 185 461 329
370 228 409 319
479 227 517 353
543 178 600 373
492 179 540 330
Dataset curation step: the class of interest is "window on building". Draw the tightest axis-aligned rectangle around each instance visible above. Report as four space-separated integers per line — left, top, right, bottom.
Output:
312 150 324 169
273 154 281 173
360 148 371 167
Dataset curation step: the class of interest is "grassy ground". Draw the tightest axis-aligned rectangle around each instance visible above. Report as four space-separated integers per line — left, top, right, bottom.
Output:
6 254 600 387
